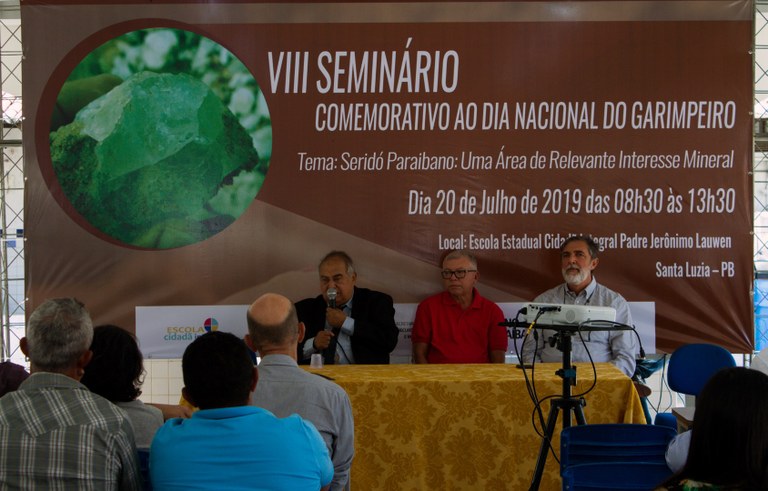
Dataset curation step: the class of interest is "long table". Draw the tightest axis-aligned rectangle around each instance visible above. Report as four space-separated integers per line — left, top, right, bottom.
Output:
308 362 644 491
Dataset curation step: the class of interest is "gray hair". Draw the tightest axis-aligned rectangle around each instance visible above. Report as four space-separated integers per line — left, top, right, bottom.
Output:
26 298 93 371
443 249 478 269
561 235 600 259
319 250 356 275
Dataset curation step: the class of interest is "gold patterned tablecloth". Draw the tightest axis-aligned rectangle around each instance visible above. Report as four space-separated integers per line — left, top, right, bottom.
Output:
308 362 644 491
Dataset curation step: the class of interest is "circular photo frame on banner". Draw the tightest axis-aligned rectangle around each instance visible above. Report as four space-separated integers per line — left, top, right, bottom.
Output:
43 25 271 249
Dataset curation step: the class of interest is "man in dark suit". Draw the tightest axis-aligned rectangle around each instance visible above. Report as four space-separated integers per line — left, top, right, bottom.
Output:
296 251 399 364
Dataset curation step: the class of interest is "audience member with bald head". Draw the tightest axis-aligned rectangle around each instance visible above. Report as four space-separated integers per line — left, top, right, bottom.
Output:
247 293 355 491
0 298 142 489
247 293 302 354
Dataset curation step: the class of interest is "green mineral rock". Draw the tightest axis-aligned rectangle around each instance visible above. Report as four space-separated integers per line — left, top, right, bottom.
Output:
50 71 263 248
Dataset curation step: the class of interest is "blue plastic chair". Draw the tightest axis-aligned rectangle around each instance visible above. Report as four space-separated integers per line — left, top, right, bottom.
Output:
562 461 673 490
654 343 735 428
560 424 677 490
560 423 677 470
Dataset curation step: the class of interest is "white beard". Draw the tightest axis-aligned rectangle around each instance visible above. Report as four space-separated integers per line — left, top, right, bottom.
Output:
562 267 588 286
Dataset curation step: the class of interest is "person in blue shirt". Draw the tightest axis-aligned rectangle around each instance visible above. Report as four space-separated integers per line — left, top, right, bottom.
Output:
150 331 333 491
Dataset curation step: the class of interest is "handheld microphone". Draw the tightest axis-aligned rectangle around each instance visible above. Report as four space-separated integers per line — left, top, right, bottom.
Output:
323 288 338 357
327 288 337 309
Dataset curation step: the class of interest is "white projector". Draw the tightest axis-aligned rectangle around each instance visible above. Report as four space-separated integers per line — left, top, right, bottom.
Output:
524 303 616 325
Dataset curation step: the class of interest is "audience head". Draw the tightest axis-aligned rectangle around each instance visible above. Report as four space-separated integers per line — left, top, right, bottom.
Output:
181 331 256 410
678 366 768 489
246 293 301 354
318 250 357 307
441 249 479 300
0 361 29 397
559 235 600 290
21 298 93 375
80 325 144 403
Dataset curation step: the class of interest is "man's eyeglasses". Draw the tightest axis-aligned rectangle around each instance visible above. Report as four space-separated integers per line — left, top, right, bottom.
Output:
440 269 477 279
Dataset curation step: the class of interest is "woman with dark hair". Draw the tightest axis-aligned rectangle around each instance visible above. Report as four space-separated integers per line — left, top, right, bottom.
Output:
658 366 768 490
81 325 164 449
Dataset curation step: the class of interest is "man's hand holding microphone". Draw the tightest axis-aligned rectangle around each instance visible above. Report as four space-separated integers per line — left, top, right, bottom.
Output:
313 287 342 352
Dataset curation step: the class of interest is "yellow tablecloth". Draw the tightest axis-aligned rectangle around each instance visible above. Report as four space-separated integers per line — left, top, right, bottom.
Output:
308 362 644 491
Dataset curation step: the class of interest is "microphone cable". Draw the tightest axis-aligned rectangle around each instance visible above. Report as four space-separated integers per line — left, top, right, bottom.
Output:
512 309 558 456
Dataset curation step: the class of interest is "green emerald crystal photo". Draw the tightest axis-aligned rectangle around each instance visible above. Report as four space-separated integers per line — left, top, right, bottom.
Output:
48 28 271 249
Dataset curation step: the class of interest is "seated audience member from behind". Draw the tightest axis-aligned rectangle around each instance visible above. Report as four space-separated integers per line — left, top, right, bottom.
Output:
80 325 167 449
150 331 333 491
665 361 768 474
246 293 354 491
657 367 768 490
521 235 638 377
0 298 142 489
0 359 29 397
665 428 691 475
411 249 507 363
296 250 399 365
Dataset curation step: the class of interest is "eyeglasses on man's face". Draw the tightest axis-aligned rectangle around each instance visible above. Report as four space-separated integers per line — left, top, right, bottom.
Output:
440 269 477 279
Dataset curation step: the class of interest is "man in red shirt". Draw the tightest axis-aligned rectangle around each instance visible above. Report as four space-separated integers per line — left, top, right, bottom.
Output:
412 250 507 363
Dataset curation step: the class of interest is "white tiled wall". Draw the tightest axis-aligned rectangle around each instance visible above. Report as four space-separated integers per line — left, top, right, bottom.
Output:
644 368 686 418
141 359 184 405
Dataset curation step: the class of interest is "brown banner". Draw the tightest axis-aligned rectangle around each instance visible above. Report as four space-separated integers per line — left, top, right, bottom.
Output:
22 1 754 353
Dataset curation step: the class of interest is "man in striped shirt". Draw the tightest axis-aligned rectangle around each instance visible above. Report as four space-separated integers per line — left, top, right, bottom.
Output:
0 298 141 490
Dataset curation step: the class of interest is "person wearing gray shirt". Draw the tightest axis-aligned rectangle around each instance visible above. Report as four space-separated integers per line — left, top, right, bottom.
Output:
116 399 164 449
81 325 165 449
246 293 354 491
521 235 638 377
0 298 141 490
